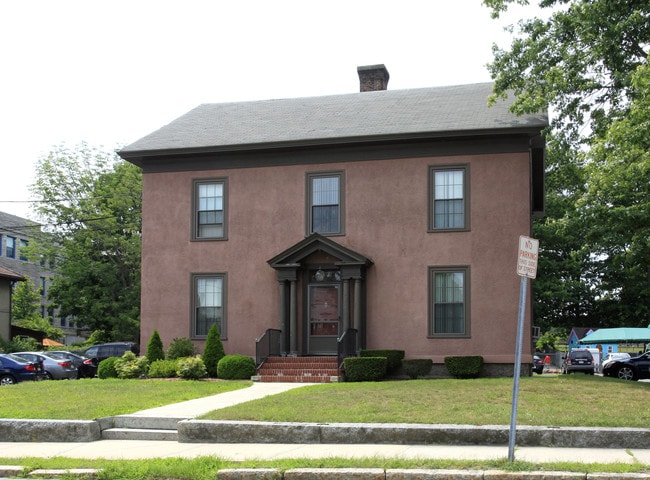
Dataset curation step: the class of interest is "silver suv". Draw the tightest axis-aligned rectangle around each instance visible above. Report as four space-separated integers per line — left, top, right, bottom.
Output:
562 349 594 375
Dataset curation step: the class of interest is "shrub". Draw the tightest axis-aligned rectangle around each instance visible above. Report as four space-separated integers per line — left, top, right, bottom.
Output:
343 356 387 382
176 356 207 380
166 337 198 360
97 357 119 379
148 359 179 378
217 354 256 380
202 324 225 377
145 330 165 363
402 358 433 379
444 356 483 379
359 349 404 372
114 351 149 379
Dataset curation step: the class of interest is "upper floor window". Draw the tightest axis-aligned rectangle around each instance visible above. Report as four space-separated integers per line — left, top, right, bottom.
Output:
19 239 29 261
191 273 226 339
192 178 227 240
307 171 344 235
5 236 15 258
429 166 469 231
428 266 470 337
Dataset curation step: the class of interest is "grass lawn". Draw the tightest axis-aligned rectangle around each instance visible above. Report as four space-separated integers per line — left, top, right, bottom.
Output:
200 375 650 428
1 375 649 478
0 378 252 419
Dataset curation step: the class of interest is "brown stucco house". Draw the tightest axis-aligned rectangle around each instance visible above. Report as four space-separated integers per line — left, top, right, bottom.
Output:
119 65 547 379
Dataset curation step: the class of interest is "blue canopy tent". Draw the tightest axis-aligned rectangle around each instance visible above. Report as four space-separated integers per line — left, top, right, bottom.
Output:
578 327 650 346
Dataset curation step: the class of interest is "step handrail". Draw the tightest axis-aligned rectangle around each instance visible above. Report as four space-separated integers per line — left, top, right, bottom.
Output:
255 328 282 368
337 328 358 369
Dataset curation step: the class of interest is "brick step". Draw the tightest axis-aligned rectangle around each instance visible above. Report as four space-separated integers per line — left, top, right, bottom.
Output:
260 369 338 376
256 356 341 383
256 375 337 383
260 363 338 370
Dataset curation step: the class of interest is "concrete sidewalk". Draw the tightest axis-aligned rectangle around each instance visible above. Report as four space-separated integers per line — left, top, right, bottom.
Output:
0 382 648 466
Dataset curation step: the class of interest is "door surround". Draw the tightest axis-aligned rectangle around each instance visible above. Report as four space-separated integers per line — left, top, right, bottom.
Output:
268 233 373 355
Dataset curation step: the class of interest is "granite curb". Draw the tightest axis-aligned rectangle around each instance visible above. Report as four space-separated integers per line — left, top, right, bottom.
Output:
3 467 650 480
2 418 650 450
178 420 650 449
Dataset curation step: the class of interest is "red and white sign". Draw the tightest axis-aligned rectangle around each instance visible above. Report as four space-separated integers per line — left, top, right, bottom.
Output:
517 236 539 279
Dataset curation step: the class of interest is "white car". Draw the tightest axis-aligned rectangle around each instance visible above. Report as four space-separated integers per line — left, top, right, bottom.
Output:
601 352 631 370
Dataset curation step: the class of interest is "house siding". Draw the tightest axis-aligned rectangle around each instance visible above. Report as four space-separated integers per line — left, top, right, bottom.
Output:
139 148 533 365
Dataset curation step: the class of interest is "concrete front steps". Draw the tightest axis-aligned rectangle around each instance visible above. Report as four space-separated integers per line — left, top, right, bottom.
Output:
255 356 340 383
100 415 188 441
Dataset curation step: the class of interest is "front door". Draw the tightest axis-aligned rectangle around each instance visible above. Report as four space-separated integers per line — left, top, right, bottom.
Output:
308 284 341 355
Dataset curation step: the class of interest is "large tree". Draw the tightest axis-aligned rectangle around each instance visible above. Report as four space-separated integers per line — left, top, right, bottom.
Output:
484 0 650 329
29 143 142 341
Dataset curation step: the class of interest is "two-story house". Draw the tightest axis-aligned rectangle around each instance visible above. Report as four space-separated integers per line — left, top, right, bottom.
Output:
119 65 547 377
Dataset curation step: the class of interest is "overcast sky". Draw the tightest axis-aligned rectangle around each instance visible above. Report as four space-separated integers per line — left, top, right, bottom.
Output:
0 0 536 220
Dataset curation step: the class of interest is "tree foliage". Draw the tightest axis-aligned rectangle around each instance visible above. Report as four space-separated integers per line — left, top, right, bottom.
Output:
29 143 142 341
11 280 64 341
484 0 650 330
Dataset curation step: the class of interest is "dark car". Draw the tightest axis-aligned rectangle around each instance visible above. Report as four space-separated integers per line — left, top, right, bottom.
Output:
532 355 544 375
0 353 44 385
82 342 139 364
49 350 98 378
562 349 594 375
602 351 650 381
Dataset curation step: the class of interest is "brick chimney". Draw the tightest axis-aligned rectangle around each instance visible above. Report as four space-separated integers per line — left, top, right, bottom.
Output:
357 64 390 92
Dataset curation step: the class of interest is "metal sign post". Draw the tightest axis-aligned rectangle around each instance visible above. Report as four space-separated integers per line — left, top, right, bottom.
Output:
509 236 539 462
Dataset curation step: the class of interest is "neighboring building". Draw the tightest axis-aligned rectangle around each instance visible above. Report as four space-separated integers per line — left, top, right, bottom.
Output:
119 65 547 376
0 265 24 343
0 211 88 344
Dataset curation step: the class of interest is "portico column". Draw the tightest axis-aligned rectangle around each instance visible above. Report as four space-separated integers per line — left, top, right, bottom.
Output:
353 278 362 331
277 280 286 354
289 278 297 355
342 278 350 331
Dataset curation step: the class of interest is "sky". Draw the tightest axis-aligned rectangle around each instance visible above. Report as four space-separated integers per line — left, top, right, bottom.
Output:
0 0 537 220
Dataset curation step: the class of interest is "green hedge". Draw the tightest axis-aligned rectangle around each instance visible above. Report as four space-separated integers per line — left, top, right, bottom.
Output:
444 356 483 379
344 356 387 382
217 354 256 380
97 357 119 379
402 358 433 379
359 349 404 372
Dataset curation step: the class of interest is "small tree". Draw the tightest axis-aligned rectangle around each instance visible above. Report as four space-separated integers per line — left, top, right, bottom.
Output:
202 324 225 377
145 329 165 363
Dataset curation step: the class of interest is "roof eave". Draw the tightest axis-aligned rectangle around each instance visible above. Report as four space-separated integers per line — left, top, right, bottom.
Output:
118 126 547 165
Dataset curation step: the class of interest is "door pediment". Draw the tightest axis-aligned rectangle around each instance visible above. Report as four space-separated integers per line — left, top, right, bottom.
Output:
268 233 373 269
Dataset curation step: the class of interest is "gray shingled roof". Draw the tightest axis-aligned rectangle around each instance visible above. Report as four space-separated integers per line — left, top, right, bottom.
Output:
120 83 547 157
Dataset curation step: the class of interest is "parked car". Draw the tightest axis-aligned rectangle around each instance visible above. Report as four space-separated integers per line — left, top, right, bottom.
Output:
602 351 650 381
562 349 594 375
532 355 544 374
48 350 97 378
0 353 44 385
601 352 631 370
13 352 78 380
82 342 139 364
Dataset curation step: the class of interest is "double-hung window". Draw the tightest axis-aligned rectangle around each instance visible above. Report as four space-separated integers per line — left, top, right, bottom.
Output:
5 236 15 258
192 273 226 338
429 166 469 231
429 266 470 337
193 178 227 240
307 172 344 235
